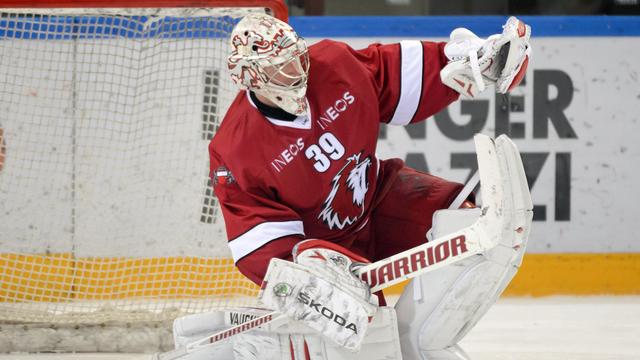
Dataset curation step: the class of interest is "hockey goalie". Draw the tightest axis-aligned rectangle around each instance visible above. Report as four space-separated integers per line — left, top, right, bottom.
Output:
166 13 533 360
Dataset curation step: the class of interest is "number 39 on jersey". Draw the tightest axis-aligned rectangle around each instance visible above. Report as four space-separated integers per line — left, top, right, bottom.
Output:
305 132 345 172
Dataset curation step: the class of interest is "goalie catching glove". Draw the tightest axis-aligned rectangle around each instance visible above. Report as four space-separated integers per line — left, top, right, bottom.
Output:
441 16 531 97
258 239 378 352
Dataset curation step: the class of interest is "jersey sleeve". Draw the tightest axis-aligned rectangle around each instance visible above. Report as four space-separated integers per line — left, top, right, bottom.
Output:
353 40 459 125
210 149 304 285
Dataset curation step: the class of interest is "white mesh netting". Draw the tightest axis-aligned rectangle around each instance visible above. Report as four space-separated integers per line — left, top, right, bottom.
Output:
0 7 270 349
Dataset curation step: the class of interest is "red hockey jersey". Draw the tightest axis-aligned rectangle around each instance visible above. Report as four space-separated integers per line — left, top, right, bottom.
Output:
210 39 458 284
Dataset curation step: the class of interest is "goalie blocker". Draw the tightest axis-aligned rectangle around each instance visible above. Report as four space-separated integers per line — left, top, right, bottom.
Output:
163 134 532 360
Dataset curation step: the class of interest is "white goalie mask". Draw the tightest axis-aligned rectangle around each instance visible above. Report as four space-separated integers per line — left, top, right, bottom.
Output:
227 13 310 116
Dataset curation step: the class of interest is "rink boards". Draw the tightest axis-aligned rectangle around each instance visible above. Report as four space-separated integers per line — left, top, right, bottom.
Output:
0 16 639 298
292 16 640 295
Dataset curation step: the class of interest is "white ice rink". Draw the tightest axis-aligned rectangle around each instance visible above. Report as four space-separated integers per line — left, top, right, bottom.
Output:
460 296 640 360
1 296 639 360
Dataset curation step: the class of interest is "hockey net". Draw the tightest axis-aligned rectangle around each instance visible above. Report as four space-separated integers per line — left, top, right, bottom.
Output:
0 0 286 352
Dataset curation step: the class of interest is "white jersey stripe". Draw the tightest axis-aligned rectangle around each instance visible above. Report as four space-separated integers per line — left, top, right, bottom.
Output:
229 220 305 263
389 40 424 126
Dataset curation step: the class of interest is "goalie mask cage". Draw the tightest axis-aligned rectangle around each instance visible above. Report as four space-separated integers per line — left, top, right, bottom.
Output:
0 0 286 352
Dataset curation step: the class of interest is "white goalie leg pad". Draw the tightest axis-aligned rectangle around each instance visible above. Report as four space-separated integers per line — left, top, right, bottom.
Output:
172 307 401 360
233 332 282 360
420 344 472 360
172 308 286 360
172 311 235 360
285 307 403 360
281 306 403 360
330 306 403 360
395 135 533 360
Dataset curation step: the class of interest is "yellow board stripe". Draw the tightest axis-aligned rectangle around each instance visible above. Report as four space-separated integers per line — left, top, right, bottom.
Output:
382 253 640 297
0 254 259 302
1 253 639 302
502 253 640 296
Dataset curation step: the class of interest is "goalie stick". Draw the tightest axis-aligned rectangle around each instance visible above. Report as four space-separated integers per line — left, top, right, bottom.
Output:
157 133 531 360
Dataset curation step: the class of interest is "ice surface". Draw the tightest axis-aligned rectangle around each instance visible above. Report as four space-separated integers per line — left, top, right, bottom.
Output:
460 296 640 360
1 296 639 360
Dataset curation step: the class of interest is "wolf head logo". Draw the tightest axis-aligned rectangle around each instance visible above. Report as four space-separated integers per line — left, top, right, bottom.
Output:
318 153 372 230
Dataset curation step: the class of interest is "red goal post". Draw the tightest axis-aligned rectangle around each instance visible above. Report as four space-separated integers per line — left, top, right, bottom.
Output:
0 0 288 21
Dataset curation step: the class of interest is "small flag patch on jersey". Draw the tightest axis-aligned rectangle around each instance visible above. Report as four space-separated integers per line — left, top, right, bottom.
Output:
214 166 235 186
